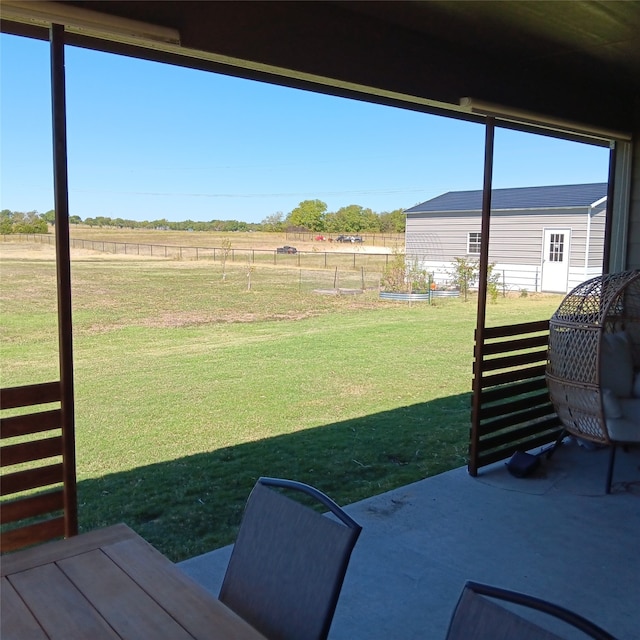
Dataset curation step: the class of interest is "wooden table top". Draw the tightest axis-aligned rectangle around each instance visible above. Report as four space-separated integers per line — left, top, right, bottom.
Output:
1 523 266 640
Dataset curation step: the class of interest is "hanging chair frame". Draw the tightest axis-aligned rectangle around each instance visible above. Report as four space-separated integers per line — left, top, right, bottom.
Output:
546 270 640 491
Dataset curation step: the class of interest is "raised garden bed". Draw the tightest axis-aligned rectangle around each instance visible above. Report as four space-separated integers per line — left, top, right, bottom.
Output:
379 290 460 301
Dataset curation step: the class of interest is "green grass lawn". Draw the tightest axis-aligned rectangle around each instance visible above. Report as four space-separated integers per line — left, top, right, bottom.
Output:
1 244 564 560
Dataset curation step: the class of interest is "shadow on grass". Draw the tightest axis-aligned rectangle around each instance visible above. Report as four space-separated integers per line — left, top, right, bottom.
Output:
77 393 471 562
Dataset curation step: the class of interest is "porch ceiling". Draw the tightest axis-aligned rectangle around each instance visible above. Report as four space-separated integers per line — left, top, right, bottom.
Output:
2 1 639 139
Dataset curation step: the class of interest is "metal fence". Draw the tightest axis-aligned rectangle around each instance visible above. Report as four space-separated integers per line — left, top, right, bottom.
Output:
284 231 404 247
3 233 393 273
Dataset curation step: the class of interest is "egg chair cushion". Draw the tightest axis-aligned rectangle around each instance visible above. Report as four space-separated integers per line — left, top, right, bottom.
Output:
602 388 623 419
601 332 633 398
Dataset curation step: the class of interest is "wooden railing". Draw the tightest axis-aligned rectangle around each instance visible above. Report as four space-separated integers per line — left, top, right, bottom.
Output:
1 381 77 552
469 319 562 475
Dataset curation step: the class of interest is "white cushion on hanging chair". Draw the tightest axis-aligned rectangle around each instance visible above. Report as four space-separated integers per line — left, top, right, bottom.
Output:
602 388 623 418
601 332 633 398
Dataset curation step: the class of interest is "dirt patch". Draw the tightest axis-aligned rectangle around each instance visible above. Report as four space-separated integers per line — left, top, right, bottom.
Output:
0 242 168 262
1 239 393 262
138 310 319 328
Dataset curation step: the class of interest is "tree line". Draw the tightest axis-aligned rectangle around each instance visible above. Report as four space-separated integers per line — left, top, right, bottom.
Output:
1 210 48 234
1 200 406 234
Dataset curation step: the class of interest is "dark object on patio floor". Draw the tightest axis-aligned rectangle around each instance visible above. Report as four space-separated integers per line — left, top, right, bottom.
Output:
506 451 541 478
446 580 616 639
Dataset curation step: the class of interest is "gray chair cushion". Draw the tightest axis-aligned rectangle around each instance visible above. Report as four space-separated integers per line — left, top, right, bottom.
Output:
601 332 633 398
446 581 614 640
219 481 360 640
447 587 564 640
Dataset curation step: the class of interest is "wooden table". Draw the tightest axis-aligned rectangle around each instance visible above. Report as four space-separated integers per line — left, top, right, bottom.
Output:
1 523 266 640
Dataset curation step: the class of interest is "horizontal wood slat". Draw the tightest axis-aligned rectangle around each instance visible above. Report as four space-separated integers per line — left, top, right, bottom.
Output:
479 419 562 450
478 405 557 436
479 364 547 388
470 319 560 475
1 463 64 497
1 409 62 439
1 490 65 525
0 517 65 554
478 391 554 421
1 381 76 553
476 429 562 468
479 378 549 404
1 437 63 468
480 334 549 356
480 348 549 372
0 382 61 410
481 320 549 340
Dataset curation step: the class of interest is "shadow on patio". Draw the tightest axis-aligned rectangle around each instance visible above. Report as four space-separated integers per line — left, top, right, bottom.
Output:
180 438 640 640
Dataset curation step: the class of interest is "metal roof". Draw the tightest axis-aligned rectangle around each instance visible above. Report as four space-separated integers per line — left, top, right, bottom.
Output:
405 182 608 214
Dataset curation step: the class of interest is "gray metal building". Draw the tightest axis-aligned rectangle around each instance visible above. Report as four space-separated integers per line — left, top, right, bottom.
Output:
405 183 608 294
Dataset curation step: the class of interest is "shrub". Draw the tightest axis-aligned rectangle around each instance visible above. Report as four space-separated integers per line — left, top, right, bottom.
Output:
448 257 500 302
380 252 432 293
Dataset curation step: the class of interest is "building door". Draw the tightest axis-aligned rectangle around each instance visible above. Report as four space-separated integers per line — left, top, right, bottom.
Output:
541 229 570 293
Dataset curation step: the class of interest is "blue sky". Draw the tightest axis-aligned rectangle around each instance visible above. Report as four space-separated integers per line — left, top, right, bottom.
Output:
1 33 610 224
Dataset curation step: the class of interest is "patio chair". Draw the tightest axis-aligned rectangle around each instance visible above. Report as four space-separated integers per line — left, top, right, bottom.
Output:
546 270 640 492
218 476 362 640
446 581 616 640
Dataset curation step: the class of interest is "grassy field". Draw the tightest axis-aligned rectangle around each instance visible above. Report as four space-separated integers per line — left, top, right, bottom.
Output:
1 238 564 561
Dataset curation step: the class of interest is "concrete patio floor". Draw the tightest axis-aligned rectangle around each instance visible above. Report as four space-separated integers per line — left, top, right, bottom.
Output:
180 438 640 639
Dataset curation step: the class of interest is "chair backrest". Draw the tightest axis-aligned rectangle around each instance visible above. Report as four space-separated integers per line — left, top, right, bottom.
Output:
446 581 615 640
219 477 362 640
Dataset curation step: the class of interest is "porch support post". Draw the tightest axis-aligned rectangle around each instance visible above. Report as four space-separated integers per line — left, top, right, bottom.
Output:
50 23 78 537
469 117 495 476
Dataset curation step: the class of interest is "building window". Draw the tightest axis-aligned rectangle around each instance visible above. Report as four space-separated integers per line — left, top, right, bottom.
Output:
548 233 565 262
468 232 481 255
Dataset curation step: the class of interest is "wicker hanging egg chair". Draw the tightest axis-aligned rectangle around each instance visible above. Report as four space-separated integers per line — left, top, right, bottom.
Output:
546 270 640 492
